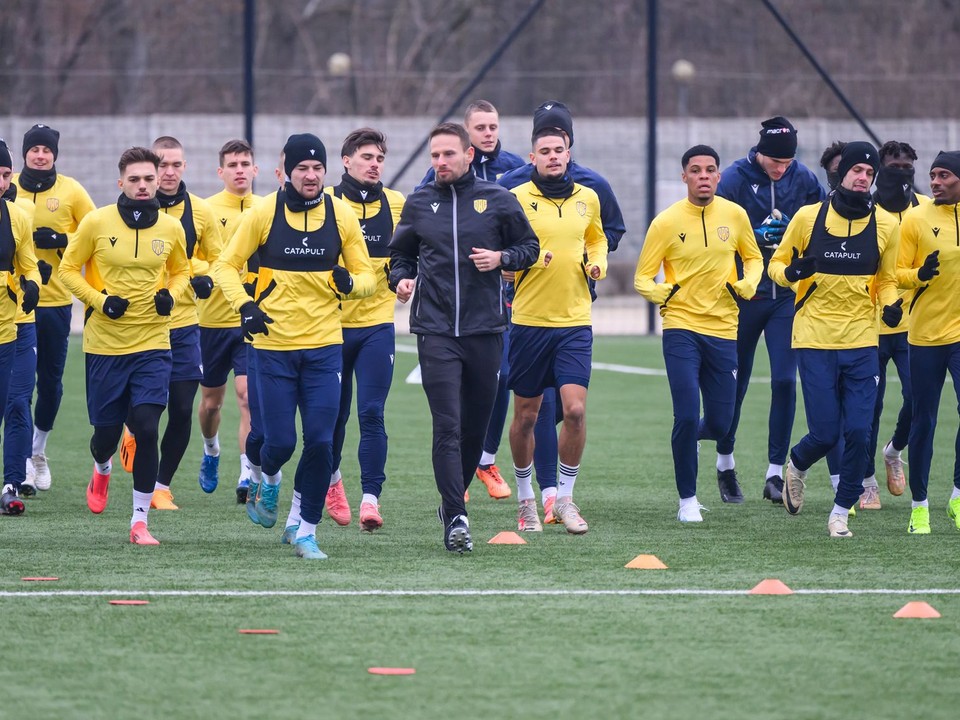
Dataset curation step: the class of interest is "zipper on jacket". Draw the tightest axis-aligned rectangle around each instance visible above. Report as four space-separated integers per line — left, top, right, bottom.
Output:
451 185 461 337
769 184 777 300
701 208 707 247
955 205 958 246
135 227 139 258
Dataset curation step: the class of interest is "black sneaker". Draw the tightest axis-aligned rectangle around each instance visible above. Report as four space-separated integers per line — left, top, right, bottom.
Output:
1 484 25 516
763 475 784 504
235 481 249 505
444 514 473 553
717 469 744 503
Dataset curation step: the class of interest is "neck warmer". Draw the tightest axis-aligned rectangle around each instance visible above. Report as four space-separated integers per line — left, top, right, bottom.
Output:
2 184 16 202
17 165 57 193
826 170 841 191
338 172 382 203
831 185 874 220
117 194 160 229
283 181 324 213
873 166 915 213
156 180 188 208
473 140 502 163
530 168 575 199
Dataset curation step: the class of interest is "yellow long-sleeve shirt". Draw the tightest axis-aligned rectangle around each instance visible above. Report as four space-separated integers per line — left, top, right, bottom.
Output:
12 195 37 325
769 201 899 350
0 199 42 344
879 194 930 335
59 205 190 355
159 192 221 329
212 190 375 351
510 181 606 327
12 172 96 307
897 199 960 346
634 196 761 340
325 185 405 328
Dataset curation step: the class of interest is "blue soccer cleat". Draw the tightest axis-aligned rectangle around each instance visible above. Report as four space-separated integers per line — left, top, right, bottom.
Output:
245 480 261 526
198 454 220 493
281 523 300 544
255 480 280 528
294 534 327 560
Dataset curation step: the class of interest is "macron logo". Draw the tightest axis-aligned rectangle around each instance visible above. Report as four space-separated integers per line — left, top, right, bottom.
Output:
360 190 368 199
310 149 316 156
431 202 440 214
544 104 554 110
751 184 759 194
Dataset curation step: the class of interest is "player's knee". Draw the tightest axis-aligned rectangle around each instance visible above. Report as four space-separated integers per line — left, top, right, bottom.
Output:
562 402 585 429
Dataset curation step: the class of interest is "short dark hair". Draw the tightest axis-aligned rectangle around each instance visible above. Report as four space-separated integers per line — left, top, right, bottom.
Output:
118 146 160 174
430 122 471 151
681 145 719 169
819 141 846 171
152 136 182 152
341 127 387 158
464 100 497 124
531 126 569 148
219 139 254 166
879 140 918 163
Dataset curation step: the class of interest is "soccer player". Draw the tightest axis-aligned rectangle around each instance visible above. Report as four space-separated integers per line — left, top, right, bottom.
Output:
820 141 846 191
634 145 761 522
769 141 901 538
14 124 96 491
323 128 405 531
199 139 261 503
507 126 606 534
389 122 539 553
713 117 825 504
59 146 190 544
213 133 376 560
119 137 221 510
0 139 43 516
896 150 960 534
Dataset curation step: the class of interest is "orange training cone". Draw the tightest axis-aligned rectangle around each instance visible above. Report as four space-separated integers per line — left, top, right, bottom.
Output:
749 579 794 595
488 531 527 545
625 554 668 569
893 601 941 619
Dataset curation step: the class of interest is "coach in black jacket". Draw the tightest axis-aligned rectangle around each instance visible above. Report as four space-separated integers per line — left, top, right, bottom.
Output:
390 122 539 553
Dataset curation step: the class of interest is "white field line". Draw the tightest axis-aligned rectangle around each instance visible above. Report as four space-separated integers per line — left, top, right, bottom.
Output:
2 588 960 598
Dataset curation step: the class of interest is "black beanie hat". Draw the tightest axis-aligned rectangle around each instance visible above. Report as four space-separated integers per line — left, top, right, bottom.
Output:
22 123 60 161
930 150 960 180
533 100 574 148
837 141 880 186
756 116 797 159
0 139 12 169
681 144 719 168
283 133 326 178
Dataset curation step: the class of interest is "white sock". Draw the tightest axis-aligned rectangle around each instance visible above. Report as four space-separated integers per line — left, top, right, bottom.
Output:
285 490 302 527
830 474 840 492
240 453 251 481
95 459 112 475
679 495 699 509
132 490 152 526
831 503 849 517
262 470 281 486
912 499 929 509
514 463 534 502
361 492 378 506
330 468 342 484
884 440 902 457
203 434 220 456
154 482 170 492
540 486 557 505
767 463 783 479
480 451 496 467
295 520 317 540
557 462 579 497
862 474 878 489
249 462 262 483
951 487 960 501
716 453 735 472
33 428 50 455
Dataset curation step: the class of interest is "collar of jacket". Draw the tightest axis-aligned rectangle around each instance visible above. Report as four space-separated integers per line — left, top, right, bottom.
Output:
473 140 502 164
437 168 477 194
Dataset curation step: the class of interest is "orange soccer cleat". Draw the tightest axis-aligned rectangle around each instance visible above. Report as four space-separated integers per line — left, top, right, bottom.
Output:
120 427 137 473
86 465 112 514
325 480 352 526
130 521 160 545
475 465 511 500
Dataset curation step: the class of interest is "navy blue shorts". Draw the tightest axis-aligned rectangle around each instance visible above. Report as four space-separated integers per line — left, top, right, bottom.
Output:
508 325 592 398
171 324 203 382
85 350 173 426
199 326 247 387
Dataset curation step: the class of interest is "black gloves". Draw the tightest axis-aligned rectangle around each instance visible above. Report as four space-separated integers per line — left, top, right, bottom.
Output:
20 277 39 314
239 300 273 340
918 250 940 282
784 249 817 283
331 265 353 294
154 288 174 316
37 260 52 285
882 298 904 328
33 227 68 249
190 275 214 299
103 295 129 320
242 280 257 298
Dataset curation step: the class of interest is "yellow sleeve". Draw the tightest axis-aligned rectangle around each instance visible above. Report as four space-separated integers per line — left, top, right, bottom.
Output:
72 182 97 225
336 209 376 299
583 193 607 279
896 214 923 289
9 204 40 286
58 212 106 312
876 223 900 307
165 224 191 304
736 212 763 294
634 218 667 300
212 203 271 312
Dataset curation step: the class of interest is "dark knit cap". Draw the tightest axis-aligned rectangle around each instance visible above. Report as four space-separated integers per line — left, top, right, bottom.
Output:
22 123 59 160
756 116 797 159
838 141 880 185
533 100 574 148
0 139 11 169
681 144 719 168
931 150 960 180
283 133 326 178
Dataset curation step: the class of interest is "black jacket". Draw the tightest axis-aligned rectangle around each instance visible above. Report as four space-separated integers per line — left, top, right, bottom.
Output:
389 170 539 337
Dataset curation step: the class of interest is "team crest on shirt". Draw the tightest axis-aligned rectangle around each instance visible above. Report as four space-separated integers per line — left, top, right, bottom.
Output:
152 238 165 256
576 201 587 217
474 199 487 214
717 226 730 242
46 198 60 212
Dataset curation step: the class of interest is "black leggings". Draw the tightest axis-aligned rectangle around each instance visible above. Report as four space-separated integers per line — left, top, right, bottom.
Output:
92 403 165 493
158 380 199 486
